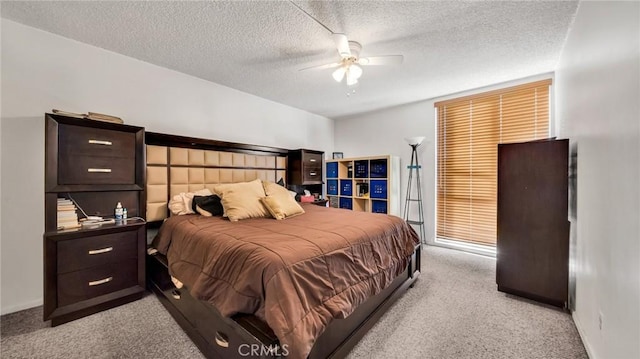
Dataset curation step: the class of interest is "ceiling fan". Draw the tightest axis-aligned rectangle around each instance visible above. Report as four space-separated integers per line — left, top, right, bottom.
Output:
300 33 404 86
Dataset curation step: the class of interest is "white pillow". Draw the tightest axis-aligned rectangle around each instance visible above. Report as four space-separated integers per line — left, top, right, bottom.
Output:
168 188 213 215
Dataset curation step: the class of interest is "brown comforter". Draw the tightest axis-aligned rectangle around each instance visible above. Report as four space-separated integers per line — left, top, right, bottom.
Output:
152 204 419 359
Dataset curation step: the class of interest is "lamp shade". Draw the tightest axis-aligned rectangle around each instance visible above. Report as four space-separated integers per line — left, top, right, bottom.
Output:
332 67 346 82
349 64 363 80
345 64 362 86
405 136 426 146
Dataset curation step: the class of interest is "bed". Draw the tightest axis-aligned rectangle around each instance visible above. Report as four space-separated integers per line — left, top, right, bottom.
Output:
144 132 421 359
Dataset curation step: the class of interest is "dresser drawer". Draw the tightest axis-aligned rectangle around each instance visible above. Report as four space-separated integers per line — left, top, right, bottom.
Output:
58 231 138 274
58 155 135 185
57 259 138 307
58 124 135 158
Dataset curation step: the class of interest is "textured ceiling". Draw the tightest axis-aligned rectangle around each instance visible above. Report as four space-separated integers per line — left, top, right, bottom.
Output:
1 1 578 119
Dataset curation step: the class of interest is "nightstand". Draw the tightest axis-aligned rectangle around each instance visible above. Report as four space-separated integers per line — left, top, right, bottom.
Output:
287 149 324 197
43 219 146 326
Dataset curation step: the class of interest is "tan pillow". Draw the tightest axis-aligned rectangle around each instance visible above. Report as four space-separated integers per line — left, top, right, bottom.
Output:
213 179 270 222
168 188 213 215
262 180 292 197
261 181 305 220
261 195 305 220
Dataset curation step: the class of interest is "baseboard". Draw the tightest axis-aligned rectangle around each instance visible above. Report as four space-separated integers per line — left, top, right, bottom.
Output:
431 238 497 258
0 298 43 315
572 311 596 359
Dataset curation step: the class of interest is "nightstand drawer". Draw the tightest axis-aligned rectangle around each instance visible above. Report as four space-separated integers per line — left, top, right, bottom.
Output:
57 259 138 307
58 124 135 159
302 165 322 183
58 231 138 274
303 152 322 167
58 155 135 185
303 152 322 183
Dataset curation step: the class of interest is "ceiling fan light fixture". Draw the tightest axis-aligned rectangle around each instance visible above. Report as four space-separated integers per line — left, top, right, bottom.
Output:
332 66 346 82
345 64 363 86
350 64 363 79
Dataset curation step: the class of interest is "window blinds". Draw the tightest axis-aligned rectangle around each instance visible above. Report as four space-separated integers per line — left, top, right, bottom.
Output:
436 79 551 245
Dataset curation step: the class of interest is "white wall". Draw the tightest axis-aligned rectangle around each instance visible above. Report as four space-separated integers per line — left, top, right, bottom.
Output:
0 19 334 314
555 2 640 358
0 12 3 317
334 73 554 246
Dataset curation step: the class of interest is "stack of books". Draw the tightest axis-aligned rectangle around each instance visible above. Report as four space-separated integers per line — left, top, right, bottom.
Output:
57 198 80 230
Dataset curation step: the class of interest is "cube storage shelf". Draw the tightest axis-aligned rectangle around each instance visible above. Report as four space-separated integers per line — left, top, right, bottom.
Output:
325 155 400 216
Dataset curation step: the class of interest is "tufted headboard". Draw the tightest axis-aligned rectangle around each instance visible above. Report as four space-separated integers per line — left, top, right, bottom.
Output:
145 132 288 223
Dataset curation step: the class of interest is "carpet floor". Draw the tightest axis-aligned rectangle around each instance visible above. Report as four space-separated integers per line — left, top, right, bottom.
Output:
1 245 587 359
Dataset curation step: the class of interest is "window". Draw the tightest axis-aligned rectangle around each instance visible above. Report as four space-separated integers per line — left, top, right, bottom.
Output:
436 79 551 245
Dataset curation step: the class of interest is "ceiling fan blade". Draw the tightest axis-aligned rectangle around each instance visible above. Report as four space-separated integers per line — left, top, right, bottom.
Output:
299 62 342 71
359 55 404 66
333 33 351 58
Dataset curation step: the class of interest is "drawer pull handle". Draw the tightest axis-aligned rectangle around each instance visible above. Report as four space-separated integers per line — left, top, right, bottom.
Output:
309 172 317 176
310 159 317 162
87 168 112 173
214 332 229 348
89 277 113 286
88 139 113 146
88 247 113 255
171 290 181 300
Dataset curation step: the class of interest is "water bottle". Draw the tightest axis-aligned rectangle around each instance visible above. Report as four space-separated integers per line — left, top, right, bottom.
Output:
115 202 123 220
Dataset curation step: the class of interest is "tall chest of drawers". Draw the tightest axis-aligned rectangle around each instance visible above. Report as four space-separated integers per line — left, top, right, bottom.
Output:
43 113 146 326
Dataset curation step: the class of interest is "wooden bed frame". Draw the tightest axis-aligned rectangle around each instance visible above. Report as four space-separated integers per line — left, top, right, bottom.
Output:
144 132 421 358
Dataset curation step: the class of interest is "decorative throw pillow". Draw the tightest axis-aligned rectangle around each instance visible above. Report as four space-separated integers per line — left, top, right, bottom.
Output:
262 180 292 197
168 188 213 215
262 181 305 220
213 179 270 221
191 195 224 217
261 195 305 220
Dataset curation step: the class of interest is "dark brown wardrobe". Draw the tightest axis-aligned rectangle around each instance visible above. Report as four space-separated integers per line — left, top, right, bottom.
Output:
496 139 569 308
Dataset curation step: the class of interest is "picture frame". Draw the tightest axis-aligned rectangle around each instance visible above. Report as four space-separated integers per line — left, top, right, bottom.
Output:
332 152 344 159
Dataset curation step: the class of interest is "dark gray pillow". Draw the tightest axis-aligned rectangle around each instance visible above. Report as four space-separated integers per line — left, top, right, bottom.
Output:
192 195 224 217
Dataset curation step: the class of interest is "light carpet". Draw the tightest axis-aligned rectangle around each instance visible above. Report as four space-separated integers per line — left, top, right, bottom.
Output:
1 245 586 358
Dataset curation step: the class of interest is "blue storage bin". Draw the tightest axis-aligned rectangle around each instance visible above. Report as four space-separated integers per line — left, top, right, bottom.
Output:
370 180 388 199
370 159 388 178
326 162 339 178
372 200 388 214
340 180 353 196
354 160 369 178
327 179 338 195
339 197 352 210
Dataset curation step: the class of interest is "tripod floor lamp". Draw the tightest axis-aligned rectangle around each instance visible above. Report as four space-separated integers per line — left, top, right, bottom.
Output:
403 136 426 245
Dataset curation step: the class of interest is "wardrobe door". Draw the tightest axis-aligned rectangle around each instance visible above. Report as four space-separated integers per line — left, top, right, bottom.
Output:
497 139 569 308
